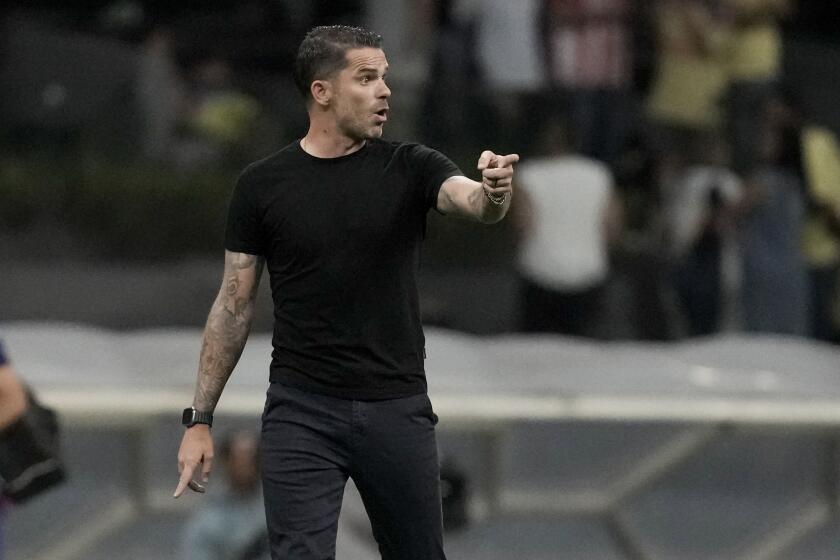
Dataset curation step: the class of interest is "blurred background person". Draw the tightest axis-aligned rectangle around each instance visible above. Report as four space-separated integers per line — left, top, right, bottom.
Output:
179 430 267 560
175 56 263 169
0 339 65 560
418 0 485 160
760 90 840 343
0 340 28 560
513 118 623 337
723 0 792 175
454 0 546 155
737 102 809 335
541 0 635 166
664 137 743 336
645 0 729 176
136 25 185 163
0 342 28 444
787 95 840 343
612 134 677 340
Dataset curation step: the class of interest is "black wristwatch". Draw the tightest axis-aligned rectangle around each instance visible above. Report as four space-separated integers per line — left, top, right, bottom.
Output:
182 407 213 428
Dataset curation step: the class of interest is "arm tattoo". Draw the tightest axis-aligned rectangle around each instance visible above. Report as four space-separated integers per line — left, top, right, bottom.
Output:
193 253 264 412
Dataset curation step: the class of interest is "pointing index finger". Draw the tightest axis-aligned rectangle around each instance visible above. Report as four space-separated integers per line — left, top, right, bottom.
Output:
173 463 196 498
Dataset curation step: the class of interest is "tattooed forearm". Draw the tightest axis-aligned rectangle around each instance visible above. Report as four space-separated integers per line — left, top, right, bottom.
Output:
193 252 264 412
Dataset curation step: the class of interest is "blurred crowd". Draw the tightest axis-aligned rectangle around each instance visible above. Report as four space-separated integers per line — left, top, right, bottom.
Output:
1 0 839 343
426 0 840 343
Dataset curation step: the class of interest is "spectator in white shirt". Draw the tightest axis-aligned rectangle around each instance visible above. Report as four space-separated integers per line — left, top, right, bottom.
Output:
513 119 623 336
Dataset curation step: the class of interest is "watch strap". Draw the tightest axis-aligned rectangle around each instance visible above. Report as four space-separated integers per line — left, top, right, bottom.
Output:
182 407 213 428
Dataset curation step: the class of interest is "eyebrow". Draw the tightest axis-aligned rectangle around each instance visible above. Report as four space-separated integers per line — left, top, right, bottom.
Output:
355 66 388 75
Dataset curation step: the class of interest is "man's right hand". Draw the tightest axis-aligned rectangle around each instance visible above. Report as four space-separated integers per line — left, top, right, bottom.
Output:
174 424 214 498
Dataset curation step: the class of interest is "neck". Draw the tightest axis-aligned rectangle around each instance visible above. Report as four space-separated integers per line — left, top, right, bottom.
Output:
301 117 366 158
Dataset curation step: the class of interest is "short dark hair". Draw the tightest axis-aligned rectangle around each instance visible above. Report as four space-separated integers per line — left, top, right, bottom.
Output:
294 25 383 101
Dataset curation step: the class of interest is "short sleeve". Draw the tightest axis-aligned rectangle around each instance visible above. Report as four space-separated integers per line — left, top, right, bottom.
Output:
412 145 462 211
224 169 264 255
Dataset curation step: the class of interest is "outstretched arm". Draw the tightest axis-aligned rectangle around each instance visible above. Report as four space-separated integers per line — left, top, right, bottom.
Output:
174 250 264 498
437 151 519 224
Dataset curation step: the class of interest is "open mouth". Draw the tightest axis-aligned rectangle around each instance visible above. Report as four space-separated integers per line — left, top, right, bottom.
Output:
374 108 388 119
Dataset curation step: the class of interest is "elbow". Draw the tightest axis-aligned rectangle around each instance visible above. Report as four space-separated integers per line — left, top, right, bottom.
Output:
478 205 509 225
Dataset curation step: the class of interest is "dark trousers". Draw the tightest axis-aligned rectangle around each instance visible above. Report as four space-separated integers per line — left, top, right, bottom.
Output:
260 383 446 560
674 233 722 337
520 277 605 337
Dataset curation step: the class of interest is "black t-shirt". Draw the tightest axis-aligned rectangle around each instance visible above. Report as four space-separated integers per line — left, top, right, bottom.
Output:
225 139 462 399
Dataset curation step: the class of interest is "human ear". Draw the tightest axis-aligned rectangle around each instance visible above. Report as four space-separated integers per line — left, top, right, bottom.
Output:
310 80 332 107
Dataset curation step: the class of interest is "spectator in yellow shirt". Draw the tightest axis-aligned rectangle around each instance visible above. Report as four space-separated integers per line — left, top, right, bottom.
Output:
646 0 730 165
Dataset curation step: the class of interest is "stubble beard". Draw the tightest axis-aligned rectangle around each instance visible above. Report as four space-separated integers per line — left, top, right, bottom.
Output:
335 103 383 142
345 117 382 141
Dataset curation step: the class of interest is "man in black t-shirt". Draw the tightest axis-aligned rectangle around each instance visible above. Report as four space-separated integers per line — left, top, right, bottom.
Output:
174 25 519 560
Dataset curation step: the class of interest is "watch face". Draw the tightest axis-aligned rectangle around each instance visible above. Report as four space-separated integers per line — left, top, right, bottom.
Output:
182 407 195 425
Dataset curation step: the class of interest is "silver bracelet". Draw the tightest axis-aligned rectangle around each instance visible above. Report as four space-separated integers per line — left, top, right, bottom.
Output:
484 188 507 205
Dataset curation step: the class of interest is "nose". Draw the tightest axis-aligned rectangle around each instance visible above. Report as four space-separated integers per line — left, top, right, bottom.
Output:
378 79 391 99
